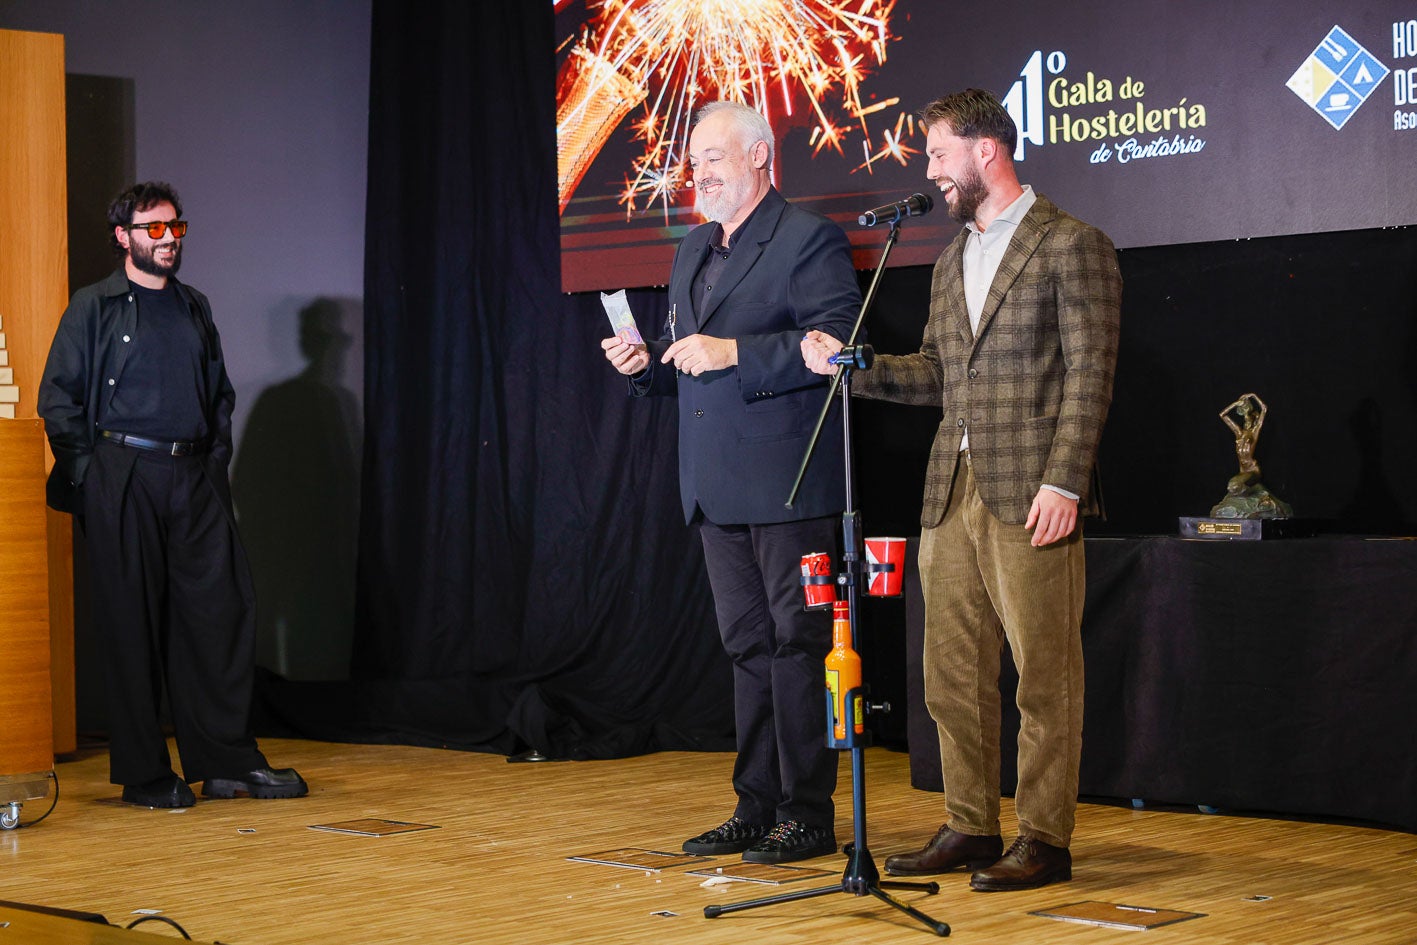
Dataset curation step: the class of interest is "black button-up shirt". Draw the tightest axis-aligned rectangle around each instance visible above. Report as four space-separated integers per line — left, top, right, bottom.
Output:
690 200 764 318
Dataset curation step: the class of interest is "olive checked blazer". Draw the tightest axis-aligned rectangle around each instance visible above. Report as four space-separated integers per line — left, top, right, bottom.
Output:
857 194 1122 527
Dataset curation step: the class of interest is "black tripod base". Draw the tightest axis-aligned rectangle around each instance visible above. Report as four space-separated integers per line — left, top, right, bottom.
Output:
703 847 950 936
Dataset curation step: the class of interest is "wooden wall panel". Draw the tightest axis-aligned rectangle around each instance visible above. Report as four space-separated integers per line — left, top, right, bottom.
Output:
0 30 69 416
0 28 76 755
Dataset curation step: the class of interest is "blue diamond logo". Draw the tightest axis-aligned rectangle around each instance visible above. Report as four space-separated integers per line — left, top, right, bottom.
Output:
1286 26 1390 130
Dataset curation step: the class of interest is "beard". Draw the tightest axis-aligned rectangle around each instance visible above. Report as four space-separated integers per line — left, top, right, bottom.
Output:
944 163 989 224
695 173 754 224
129 239 182 278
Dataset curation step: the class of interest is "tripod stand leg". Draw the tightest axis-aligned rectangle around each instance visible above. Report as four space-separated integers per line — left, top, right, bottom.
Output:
868 887 951 936
704 882 842 918
881 879 941 894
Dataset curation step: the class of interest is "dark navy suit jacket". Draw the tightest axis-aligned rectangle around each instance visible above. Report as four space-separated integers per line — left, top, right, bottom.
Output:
635 188 861 525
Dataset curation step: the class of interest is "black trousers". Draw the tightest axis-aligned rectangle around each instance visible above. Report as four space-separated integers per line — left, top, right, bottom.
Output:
699 514 840 829
82 440 267 785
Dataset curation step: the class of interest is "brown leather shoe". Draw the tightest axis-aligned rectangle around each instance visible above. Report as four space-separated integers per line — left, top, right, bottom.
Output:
884 825 1004 876
969 835 1072 891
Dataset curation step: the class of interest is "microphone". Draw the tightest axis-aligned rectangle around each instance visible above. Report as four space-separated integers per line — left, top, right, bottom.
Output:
858 193 933 227
828 345 874 370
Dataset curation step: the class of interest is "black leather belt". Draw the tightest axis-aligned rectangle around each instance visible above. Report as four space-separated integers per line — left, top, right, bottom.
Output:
99 430 206 456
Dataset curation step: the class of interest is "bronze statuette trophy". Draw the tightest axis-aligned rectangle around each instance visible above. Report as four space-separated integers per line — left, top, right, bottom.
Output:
1180 393 1299 539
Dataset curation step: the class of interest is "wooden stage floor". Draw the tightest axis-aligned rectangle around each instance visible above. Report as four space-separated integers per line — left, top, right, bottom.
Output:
3 738 1415 943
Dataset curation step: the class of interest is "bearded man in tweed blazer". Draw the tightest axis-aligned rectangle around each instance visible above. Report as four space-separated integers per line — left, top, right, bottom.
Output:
804 88 1121 892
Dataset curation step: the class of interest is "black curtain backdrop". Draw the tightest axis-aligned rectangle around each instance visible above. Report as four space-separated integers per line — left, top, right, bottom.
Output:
861 226 1417 537
258 0 1417 763
258 1 733 758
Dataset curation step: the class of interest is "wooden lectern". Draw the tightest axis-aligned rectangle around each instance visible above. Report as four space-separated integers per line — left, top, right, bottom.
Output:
0 420 54 825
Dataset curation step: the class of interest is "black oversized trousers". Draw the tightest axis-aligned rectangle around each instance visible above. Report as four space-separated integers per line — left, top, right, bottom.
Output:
82 439 267 786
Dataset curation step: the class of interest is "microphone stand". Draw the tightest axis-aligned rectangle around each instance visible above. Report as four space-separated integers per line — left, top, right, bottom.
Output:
704 217 950 936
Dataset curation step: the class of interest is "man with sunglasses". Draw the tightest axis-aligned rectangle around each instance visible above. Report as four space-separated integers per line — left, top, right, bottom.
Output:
39 181 306 808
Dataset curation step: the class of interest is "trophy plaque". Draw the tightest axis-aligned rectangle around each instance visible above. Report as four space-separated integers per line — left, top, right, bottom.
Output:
1179 393 1305 540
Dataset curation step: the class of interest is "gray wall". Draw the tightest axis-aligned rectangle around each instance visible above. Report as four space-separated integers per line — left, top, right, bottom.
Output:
1 1 372 687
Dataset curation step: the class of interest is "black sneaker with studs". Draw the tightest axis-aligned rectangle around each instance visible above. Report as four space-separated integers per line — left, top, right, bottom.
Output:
682 815 772 855
741 820 838 864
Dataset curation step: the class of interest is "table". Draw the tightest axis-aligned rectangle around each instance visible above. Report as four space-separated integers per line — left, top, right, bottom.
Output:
903 535 1417 830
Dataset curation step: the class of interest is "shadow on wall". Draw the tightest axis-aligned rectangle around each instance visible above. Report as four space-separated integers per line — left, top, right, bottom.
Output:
66 72 137 733
233 298 362 681
66 73 135 293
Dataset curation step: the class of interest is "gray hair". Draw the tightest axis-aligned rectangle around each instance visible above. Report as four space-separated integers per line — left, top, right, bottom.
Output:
694 101 775 167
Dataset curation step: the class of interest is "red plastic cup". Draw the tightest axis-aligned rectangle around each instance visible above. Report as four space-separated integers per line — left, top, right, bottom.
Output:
864 537 906 597
800 552 835 610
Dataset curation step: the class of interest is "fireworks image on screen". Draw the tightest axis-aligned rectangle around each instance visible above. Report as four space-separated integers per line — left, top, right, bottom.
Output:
556 0 899 218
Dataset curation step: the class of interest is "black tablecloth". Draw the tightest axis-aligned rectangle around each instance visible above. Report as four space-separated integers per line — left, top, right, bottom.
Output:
905 536 1417 830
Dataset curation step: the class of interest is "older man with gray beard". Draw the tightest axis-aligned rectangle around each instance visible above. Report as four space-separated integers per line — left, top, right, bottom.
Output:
602 102 861 863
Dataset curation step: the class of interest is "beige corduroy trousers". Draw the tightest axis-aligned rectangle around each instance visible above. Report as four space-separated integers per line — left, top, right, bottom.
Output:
917 453 1085 848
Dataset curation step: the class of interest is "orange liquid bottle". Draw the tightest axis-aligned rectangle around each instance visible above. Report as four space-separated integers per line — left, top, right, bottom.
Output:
824 600 864 742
